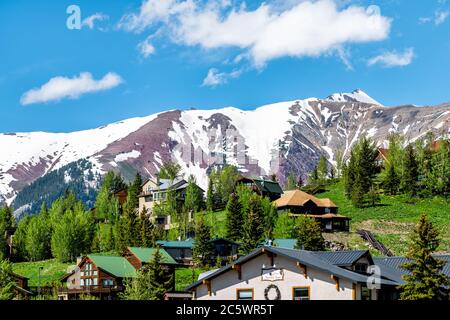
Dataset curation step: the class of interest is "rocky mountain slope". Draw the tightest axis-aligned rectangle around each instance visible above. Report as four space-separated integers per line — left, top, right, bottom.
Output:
2 90 450 211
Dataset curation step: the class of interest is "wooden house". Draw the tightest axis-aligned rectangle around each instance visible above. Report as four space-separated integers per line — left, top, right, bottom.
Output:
58 255 137 300
235 176 283 201
273 190 350 232
156 240 195 266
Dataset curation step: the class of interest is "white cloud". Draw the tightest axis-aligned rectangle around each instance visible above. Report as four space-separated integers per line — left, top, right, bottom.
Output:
21 72 123 105
82 13 109 30
368 48 414 68
137 35 156 58
119 0 391 67
419 9 449 25
435 10 449 25
202 68 242 87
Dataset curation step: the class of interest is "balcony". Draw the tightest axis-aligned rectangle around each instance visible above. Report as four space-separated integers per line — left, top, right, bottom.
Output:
58 285 124 295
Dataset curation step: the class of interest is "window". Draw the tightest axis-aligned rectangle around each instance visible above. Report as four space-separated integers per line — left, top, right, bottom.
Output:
103 279 114 287
361 287 371 300
93 278 98 286
293 287 310 300
237 289 253 300
355 263 368 273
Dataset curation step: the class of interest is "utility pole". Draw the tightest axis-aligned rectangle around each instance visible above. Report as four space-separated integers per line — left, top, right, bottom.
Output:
37 266 43 297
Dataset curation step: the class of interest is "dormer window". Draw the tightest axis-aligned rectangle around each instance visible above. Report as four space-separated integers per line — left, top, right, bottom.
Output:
354 263 368 273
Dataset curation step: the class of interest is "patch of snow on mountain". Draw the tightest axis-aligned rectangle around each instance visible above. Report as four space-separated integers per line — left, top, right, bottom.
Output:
114 150 141 162
326 89 383 106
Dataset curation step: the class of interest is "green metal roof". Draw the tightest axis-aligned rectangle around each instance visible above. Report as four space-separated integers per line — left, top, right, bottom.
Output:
156 240 194 249
88 255 137 278
128 247 177 264
253 179 283 194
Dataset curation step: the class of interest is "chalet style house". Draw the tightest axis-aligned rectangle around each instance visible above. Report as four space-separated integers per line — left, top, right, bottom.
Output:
58 247 177 300
187 247 450 300
138 178 204 230
235 176 283 201
273 190 350 232
58 255 137 300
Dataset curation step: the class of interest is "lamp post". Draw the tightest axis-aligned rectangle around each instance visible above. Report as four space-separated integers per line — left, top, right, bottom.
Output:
37 266 43 297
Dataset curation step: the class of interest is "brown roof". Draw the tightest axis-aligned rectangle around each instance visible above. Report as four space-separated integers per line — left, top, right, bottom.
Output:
273 190 337 208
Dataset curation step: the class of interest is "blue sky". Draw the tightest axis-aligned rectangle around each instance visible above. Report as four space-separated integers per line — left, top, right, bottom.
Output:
1 0 450 133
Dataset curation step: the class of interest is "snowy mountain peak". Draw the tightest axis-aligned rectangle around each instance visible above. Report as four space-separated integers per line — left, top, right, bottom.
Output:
325 89 383 106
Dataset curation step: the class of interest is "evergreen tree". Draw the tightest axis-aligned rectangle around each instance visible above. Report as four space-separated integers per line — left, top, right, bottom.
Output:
429 139 450 196
285 171 298 190
140 214 155 247
401 144 419 196
240 196 264 255
367 184 381 207
308 166 319 185
400 214 450 300
0 259 15 300
294 216 325 251
184 175 204 213
159 162 182 181
146 248 174 299
351 180 365 208
120 249 174 300
193 217 214 267
273 212 296 239
206 177 214 212
225 193 243 241
383 162 400 195
317 155 328 184
105 224 115 252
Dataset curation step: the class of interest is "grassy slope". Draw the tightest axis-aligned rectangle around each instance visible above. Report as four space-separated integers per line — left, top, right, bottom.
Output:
12 259 74 286
316 182 450 256
175 267 212 291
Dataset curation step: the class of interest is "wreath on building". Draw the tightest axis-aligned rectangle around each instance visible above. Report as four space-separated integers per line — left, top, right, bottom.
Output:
264 284 281 300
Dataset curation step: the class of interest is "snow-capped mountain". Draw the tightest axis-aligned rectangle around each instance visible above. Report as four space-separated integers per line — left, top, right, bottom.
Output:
1 90 450 209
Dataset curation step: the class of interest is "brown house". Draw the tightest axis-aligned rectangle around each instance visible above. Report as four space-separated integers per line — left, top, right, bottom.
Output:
273 190 350 232
58 255 137 300
235 176 283 201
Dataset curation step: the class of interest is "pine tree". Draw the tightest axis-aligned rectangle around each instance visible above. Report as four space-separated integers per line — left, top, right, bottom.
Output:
105 224 114 252
193 217 214 267
285 171 298 190
240 196 264 255
225 193 243 241
367 184 381 207
317 155 328 184
399 214 450 300
294 216 325 251
383 162 400 195
146 248 174 299
401 144 419 196
140 213 155 247
273 212 296 239
351 180 365 208
206 177 214 212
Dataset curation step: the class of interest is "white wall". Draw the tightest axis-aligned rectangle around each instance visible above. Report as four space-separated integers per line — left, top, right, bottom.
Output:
194 253 358 300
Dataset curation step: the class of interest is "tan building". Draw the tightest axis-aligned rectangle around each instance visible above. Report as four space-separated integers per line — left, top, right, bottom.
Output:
186 246 400 300
138 178 203 230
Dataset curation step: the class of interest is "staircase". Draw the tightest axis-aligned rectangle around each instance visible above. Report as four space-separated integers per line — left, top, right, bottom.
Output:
356 229 394 257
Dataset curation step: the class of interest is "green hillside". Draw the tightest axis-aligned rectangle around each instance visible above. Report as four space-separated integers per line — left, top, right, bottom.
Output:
12 259 74 287
315 182 450 256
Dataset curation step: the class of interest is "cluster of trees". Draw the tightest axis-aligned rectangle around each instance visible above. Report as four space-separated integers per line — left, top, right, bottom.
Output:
381 133 450 198
342 137 379 208
206 165 241 211
12 192 95 263
343 134 450 208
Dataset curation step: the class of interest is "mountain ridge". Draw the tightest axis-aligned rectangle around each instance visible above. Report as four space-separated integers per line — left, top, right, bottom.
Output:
2 90 450 211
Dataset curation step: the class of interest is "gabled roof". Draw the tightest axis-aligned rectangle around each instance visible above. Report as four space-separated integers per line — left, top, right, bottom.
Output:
88 255 137 278
273 189 337 208
156 240 194 249
185 246 398 291
312 250 372 267
128 247 177 265
252 179 283 194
